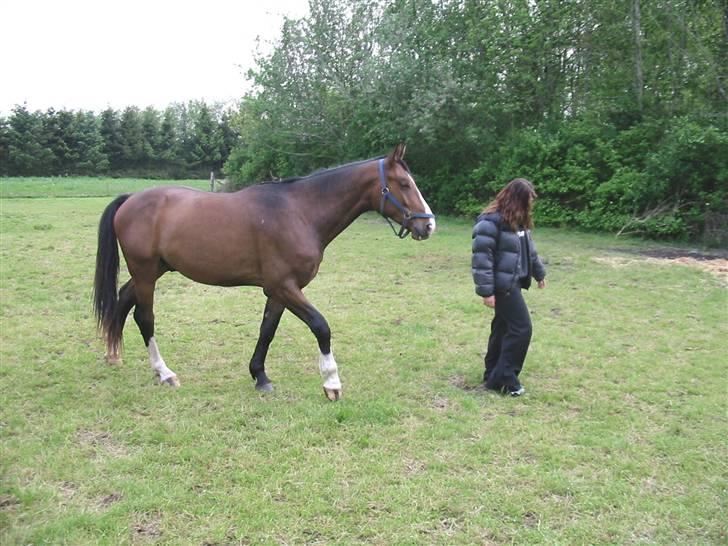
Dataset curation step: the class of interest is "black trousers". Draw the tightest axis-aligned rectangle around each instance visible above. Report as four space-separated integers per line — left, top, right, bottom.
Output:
484 288 533 388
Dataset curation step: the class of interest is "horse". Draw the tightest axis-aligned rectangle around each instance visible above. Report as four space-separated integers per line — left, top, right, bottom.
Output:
93 144 435 401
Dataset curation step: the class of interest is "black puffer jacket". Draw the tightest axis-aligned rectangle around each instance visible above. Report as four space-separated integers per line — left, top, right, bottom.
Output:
472 212 546 297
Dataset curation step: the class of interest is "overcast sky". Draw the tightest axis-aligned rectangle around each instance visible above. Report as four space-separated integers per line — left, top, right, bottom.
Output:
0 0 309 115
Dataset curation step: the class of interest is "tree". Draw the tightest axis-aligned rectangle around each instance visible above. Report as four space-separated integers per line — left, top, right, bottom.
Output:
141 107 161 170
218 108 239 174
158 106 181 175
99 108 124 172
187 101 223 175
0 117 12 176
44 108 79 174
119 107 145 170
6 105 54 176
233 0 383 181
73 111 109 174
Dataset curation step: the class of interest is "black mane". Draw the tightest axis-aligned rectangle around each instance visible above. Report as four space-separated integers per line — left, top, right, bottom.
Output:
258 156 389 186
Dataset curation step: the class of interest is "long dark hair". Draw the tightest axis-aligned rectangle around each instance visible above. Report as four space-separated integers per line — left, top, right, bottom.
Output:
483 178 537 230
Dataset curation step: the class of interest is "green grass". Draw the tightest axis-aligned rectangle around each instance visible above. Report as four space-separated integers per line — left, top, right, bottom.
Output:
1 182 726 544
0 177 209 198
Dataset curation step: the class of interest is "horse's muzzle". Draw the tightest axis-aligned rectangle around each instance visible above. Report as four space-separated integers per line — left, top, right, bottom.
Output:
411 219 436 241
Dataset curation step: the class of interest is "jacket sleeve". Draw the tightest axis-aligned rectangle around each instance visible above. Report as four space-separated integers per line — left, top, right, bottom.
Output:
530 235 546 281
471 218 498 297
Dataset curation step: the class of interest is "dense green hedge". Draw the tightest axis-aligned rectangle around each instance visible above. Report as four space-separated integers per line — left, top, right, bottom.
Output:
453 116 728 239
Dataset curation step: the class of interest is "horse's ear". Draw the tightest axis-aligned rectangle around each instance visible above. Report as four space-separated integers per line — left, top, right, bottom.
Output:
389 143 406 162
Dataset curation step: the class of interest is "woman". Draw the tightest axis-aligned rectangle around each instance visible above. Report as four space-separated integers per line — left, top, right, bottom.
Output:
471 178 546 396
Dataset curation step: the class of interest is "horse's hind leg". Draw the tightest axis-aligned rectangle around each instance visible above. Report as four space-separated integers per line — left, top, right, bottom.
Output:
132 276 180 387
105 279 136 364
249 298 285 392
275 283 342 401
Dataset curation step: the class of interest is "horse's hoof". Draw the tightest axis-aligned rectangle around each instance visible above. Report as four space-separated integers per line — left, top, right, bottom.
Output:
106 356 122 365
255 382 274 392
323 387 342 401
160 375 181 387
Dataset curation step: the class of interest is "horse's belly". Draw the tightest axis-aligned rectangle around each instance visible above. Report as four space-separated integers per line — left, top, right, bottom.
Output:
175 260 262 287
162 231 263 287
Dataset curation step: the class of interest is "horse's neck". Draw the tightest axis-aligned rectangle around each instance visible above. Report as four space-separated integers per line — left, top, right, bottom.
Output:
302 168 375 247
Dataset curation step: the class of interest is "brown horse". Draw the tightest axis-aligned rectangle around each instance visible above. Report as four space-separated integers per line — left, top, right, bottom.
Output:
93 144 435 400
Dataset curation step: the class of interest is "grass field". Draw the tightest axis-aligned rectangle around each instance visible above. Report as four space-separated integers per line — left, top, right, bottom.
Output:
0 177 209 198
1 178 726 544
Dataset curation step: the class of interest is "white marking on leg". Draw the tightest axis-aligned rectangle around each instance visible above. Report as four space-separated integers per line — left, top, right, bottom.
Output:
319 350 342 390
148 337 176 382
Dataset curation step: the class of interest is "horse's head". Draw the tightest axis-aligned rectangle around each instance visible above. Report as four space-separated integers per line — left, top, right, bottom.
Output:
377 144 436 240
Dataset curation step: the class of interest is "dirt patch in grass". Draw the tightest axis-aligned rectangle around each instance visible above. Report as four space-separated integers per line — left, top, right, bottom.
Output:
75 428 130 458
451 375 489 393
132 512 163 542
523 511 540 528
58 481 78 503
403 458 426 475
600 247 728 283
99 491 123 508
0 494 21 510
430 395 451 411
630 248 728 261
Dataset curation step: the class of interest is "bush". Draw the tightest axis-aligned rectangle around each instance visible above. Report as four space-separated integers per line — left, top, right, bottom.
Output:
463 116 727 240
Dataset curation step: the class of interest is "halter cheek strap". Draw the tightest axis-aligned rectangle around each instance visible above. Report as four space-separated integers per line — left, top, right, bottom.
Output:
378 159 435 239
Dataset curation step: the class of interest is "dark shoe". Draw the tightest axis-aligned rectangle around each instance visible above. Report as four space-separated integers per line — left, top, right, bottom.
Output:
484 382 525 396
502 384 525 397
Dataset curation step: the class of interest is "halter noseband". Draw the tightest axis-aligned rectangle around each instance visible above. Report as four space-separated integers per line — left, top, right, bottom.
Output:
378 159 435 239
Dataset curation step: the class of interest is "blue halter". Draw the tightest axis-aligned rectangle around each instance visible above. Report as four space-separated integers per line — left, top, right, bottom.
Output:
378 159 435 239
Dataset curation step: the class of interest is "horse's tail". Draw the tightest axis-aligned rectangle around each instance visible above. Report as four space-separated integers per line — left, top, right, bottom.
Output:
93 194 131 350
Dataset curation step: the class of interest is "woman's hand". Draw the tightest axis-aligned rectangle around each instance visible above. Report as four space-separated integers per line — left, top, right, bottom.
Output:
538 279 546 289
483 295 495 308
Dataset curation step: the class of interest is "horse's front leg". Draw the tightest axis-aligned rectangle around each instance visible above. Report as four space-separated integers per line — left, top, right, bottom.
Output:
318 348 343 401
249 298 285 392
277 284 342 401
